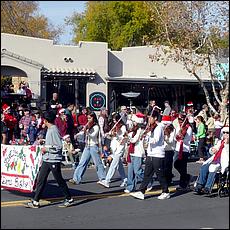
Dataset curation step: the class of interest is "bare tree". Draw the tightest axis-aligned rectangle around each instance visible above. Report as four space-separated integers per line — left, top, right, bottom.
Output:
146 1 229 122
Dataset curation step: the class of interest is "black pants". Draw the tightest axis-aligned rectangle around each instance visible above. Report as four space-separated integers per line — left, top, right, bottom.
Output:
139 156 169 194
164 150 174 184
33 161 71 202
174 151 190 188
197 137 206 158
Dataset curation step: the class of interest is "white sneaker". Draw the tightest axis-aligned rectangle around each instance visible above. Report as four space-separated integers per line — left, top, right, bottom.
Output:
130 191 145 200
124 189 131 193
98 180 110 188
120 178 127 187
157 192 170 200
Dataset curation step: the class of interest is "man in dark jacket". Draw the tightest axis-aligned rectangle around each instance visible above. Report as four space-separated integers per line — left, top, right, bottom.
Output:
65 103 75 147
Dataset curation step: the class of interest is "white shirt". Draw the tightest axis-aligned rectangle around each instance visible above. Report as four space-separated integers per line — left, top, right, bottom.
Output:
146 124 165 158
85 125 99 146
110 125 127 155
175 125 193 153
164 129 176 151
129 128 145 158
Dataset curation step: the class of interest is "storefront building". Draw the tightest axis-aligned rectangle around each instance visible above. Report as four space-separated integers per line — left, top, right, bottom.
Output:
1 33 217 113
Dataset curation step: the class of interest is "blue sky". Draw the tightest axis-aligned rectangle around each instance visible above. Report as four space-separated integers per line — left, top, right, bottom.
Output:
38 1 86 45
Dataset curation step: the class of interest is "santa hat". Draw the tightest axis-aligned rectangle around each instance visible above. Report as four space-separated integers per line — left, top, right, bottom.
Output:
161 115 172 125
132 113 145 124
221 126 229 133
58 108 65 114
187 101 193 107
2 104 10 113
63 134 70 140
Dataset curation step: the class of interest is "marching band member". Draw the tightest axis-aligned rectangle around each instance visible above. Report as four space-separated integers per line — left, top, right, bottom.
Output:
129 110 170 200
98 113 128 188
124 113 146 193
174 113 193 191
69 112 106 184
161 115 176 185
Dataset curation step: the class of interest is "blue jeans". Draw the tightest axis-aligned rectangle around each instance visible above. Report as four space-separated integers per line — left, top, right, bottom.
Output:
197 163 217 189
126 156 144 192
73 145 106 182
105 153 126 183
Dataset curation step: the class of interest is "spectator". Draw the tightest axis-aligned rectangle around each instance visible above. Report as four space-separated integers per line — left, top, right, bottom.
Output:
147 100 157 115
65 103 75 147
19 108 32 140
26 115 38 145
48 92 62 115
197 104 209 122
206 112 215 133
120 105 128 125
2 104 17 142
17 82 26 95
77 106 88 131
62 134 78 169
162 100 171 116
195 116 207 163
1 113 8 144
55 108 67 138
214 114 224 140
194 126 229 194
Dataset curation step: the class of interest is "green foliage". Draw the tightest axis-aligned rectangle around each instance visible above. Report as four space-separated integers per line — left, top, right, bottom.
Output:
1 1 63 43
66 1 159 50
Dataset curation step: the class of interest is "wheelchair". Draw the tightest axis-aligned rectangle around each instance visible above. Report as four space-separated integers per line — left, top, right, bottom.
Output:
193 166 229 198
216 167 229 198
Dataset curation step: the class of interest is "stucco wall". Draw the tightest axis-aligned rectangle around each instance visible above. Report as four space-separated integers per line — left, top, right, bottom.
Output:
109 46 211 81
1 33 108 105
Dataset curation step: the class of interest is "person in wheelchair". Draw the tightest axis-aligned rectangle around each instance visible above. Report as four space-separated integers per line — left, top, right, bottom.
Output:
194 126 229 194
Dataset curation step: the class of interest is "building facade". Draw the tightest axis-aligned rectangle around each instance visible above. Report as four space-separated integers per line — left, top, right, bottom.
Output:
1 33 215 113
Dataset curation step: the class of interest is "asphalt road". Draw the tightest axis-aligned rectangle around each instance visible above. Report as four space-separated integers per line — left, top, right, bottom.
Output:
1 161 229 229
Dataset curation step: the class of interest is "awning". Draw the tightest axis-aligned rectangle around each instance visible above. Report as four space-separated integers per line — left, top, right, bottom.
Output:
41 67 96 76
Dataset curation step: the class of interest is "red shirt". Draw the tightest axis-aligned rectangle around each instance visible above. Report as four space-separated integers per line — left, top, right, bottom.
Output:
77 114 87 126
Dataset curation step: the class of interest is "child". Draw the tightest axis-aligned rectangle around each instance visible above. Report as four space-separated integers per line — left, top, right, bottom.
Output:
101 145 112 168
62 134 78 169
27 117 38 145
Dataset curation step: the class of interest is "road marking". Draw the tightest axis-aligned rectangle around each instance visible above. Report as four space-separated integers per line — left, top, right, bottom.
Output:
1 187 177 207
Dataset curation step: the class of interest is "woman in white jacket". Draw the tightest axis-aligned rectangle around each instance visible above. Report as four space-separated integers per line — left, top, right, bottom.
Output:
194 126 229 194
124 113 146 193
98 113 128 188
69 112 106 184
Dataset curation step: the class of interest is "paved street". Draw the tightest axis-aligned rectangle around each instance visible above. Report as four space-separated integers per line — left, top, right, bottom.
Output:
1 161 229 229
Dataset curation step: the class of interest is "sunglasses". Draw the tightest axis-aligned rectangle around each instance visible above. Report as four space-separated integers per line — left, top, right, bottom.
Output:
223 131 229 134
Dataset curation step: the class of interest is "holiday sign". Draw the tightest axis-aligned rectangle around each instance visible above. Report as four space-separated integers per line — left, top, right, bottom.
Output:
1 144 43 193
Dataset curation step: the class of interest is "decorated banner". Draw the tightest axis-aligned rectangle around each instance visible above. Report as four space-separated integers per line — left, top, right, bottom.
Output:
1 144 43 193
